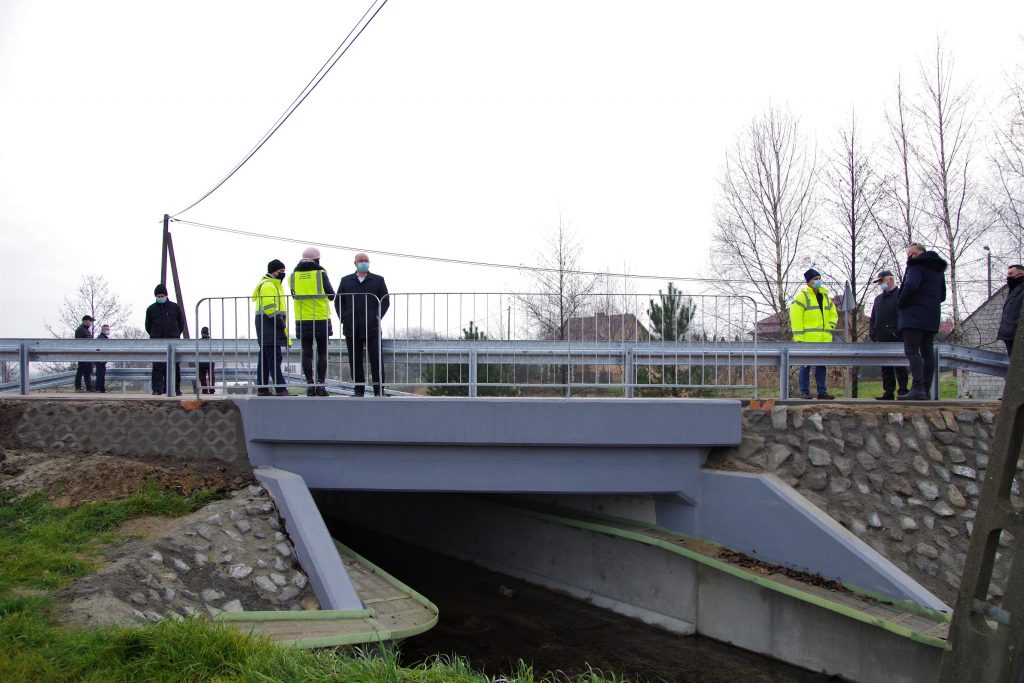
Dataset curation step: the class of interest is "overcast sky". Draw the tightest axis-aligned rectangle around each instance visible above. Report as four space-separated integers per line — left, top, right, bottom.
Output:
1 0 1022 338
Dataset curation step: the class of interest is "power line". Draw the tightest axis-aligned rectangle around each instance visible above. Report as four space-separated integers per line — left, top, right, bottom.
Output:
172 217 1000 287
172 0 391 218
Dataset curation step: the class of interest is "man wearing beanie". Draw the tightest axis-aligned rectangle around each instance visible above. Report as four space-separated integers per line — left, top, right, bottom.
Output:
897 243 948 400
788 268 837 400
73 315 95 392
145 283 186 395
289 247 336 396
252 260 290 396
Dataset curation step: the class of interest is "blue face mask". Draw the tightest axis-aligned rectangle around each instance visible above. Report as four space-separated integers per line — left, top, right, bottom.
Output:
880 282 890 292
156 297 167 304
810 279 822 289
356 262 370 273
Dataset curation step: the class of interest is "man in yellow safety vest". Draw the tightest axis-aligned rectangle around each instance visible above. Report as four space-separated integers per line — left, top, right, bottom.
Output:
289 247 336 396
789 268 838 400
252 259 290 396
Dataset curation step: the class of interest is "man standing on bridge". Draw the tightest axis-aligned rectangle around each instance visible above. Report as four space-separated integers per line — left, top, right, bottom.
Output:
336 252 389 397
998 264 1024 357
253 260 290 397
289 247 335 397
897 243 947 401
145 284 185 395
868 270 908 400
789 269 837 400
73 315 95 392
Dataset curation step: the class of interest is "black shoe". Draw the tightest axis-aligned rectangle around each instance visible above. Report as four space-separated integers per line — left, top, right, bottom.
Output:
897 388 910 396
898 387 929 401
817 392 836 400
875 394 895 401
257 389 273 397
151 391 162 395
797 392 812 399
315 387 330 397
306 387 316 397
75 387 85 393
275 389 291 396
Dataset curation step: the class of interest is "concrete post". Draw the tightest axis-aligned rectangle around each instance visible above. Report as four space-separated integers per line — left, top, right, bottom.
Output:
624 348 635 399
468 348 478 397
780 347 790 399
19 342 29 395
166 343 176 396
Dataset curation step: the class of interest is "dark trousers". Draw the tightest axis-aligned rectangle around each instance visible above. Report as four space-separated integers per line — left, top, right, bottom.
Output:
798 366 826 396
94 362 106 393
300 334 329 386
346 332 383 395
152 362 181 395
880 365 909 396
903 329 936 396
1006 339 1015 358
198 363 215 394
257 346 285 391
75 362 93 390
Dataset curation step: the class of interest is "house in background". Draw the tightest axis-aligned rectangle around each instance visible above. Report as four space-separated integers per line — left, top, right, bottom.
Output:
954 284 1011 399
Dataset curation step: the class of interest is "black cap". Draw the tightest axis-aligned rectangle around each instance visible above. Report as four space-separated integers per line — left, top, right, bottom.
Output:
874 270 894 283
267 259 286 274
82 315 95 322
803 268 821 283
154 284 168 296
200 326 210 336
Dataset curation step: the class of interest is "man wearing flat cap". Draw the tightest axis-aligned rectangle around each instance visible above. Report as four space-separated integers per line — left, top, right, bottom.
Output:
145 283 186 395
868 270 908 400
74 314 95 392
788 268 838 399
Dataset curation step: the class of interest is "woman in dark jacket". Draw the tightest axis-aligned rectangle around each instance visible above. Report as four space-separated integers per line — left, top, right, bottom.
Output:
897 244 947 400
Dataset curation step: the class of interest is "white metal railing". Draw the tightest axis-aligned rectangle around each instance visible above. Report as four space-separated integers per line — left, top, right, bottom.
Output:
1 291 1010 398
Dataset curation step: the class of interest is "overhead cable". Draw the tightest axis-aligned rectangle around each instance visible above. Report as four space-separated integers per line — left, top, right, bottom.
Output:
172 0 390 218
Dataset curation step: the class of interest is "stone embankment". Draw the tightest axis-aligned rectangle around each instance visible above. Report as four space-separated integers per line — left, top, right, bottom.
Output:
60 485 319 627
711 404 1016 606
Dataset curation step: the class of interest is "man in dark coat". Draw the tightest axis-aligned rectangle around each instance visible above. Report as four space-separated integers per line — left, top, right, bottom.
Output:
868 270 908 400
74 315 95 392
998 264 1024 357
145 283 186 395
897 244 947 400
336 252 390 396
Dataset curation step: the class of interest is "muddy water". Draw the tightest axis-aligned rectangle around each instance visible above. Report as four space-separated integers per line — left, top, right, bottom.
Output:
328 521 835 683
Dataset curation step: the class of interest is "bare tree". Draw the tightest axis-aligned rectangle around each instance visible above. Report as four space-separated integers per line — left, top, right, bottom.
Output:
44 275 133 337
990 58 1024 264
711 105 818 335
819 111 889 343
518 219 599 340
877 76 929 277
910 41 991 340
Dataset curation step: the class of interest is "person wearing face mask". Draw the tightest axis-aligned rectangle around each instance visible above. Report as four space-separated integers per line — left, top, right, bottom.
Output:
253 260 291 396
145 284 186 395
997 264 1024 357
336 252 390 397
789 268 838 400
74 315 95 392
289 247 336 397
868 270 909 400
897 242 948 400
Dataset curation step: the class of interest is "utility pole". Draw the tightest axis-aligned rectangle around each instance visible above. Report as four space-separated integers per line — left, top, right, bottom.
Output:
159 214 190 339
983 246 992 297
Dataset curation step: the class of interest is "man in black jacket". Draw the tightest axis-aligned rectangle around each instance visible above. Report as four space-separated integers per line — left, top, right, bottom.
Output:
998 264 1024 357
74 315 95 392
336 253 390 396
897 244 948 401
145 284 186 395
868 270 909 400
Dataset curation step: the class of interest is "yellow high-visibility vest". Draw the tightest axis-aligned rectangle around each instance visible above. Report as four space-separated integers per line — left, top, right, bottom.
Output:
289 269 330 321
789 285 838 342
251 275 286 317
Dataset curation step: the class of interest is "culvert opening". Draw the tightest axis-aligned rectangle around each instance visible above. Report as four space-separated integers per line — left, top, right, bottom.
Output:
314 491 829 683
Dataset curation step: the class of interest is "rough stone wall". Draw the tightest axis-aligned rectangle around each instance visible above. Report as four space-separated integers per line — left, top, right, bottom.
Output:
711 404 1018 606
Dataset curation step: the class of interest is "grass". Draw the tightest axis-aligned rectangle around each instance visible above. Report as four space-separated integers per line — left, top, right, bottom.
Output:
0 485 628 683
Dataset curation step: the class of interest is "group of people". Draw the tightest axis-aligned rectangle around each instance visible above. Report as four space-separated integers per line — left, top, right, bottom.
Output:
72 316 110 392
251 248 389 397
790 243 1024 401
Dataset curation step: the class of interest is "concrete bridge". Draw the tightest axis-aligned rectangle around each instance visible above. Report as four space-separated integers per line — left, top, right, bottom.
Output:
2 394 963 682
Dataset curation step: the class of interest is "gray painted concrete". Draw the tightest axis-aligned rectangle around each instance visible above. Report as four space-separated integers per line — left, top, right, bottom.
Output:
318 492 943 683
255 467 363 610
655 470 949 612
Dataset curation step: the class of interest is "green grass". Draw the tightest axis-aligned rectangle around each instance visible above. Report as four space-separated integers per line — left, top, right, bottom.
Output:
832 372 959 400
0 486 628 683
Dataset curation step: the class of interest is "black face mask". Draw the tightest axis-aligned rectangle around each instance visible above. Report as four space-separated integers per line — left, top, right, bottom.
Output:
1009 275 1024 288
273 272 285 281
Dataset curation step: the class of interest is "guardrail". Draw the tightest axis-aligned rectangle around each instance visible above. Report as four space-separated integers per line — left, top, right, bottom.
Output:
0 338 1009 399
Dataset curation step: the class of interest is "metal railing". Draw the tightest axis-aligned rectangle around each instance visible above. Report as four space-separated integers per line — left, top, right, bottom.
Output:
0 291 1010 398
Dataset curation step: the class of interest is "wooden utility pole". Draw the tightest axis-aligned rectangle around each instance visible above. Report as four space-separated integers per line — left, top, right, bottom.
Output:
159 213 190 339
